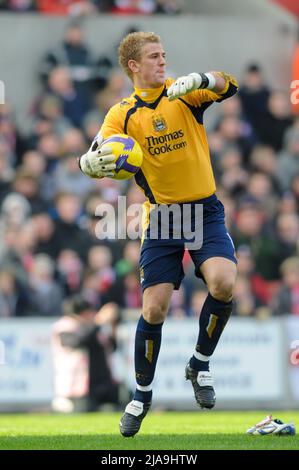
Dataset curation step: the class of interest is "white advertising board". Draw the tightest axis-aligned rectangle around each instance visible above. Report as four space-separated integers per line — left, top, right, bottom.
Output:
0 319 54 403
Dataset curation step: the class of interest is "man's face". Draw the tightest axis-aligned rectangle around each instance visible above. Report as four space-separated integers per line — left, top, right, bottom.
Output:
132 42 166 88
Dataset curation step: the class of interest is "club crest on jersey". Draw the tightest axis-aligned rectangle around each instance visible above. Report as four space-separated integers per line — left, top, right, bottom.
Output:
152 115 167 132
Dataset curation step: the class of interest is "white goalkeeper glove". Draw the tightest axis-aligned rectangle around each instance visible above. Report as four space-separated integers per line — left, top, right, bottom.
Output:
79 134 116 178
167 72 216 101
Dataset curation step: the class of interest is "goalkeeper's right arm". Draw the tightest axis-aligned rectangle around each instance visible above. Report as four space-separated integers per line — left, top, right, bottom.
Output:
78 134 116 179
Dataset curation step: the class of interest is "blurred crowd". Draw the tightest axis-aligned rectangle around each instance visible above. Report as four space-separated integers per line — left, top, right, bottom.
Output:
0 0 182 15
1 23 299 321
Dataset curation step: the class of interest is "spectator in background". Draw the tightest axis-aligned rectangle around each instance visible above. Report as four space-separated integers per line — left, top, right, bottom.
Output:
86 245 116 301
234 242 276 314
82 112 104 144
32 94 72 139
27 253 63 316
216 191 236 232
217 114 255 163
213 95 256 154
276 129 299 191
21 150 46 180
272 257 299 316
0 195 36 285
106 241 143 307
103 265 142 308
0 224 33 286
235 244 270 306
36 133 62 176
114 240 140 277
232 274 261 317
56 249 83 296
40 21 96 106
121 268 142 308
275 213 299 265
217 146 249 196
278 190 298 216
0 269 29 317
31 212 60 259
61 127 87 155
51 128 94 197
82 192 124 263
238 63 270 132
246 171 279 218
52 192 91 261
255 91 293 152
0 103 27 167
0 192 31 229
21 149 58 204
0 144 14 203
12 168 48 214
248 145 278 182
27 115 54 150
231 197 281 280
53 153 95 198
46 66 90 127
154 0 181 14
52 296 123 412
81 268 103 308
236 244 255 277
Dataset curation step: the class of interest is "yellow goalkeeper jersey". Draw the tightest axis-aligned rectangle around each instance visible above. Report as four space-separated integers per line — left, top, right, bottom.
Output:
100 73 238 204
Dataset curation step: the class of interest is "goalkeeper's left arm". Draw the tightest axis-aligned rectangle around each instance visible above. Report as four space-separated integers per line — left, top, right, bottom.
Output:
167 71 238 101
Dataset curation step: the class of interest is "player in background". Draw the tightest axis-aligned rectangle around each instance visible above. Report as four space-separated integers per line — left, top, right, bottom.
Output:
79 32 238 437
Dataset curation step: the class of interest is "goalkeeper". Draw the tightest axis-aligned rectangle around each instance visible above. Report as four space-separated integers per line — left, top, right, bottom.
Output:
79 31 238 437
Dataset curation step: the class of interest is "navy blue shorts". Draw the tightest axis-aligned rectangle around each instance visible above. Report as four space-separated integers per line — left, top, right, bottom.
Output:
139 194 237 291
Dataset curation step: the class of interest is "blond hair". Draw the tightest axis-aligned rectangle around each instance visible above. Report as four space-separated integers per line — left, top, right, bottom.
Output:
118 31 161 79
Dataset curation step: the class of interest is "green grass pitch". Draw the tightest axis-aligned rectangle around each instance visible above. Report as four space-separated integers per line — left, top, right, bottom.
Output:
0 411 297 450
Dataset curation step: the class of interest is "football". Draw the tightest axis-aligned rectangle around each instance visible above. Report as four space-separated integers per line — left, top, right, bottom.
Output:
101 134 143 180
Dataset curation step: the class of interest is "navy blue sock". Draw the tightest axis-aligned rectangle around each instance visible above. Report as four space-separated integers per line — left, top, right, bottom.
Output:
134 389 153 403
190 293 233 371
133 315 163 403
189 356 210 372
